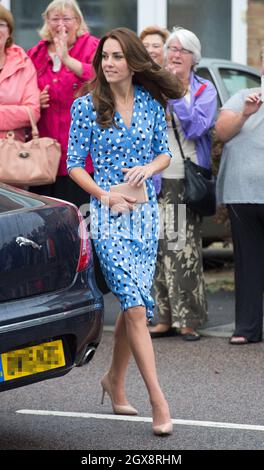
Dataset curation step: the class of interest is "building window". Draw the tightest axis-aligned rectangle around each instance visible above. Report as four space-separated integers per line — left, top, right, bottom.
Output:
167 0 231 59
11 0 137 50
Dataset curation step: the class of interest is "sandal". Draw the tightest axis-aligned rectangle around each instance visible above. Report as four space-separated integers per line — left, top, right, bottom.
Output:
181 332 201 341
229 336 248 345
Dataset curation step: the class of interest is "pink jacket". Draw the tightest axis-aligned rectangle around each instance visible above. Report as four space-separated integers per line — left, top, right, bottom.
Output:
28 33 99 175
0 45 40 141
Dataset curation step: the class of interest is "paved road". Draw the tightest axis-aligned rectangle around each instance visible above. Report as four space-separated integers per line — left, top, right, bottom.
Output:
103 289 238 336
1 327 264 451
1 251 264 452
103 244 264 337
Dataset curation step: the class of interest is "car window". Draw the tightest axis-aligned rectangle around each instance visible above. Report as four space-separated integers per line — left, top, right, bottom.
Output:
219 68 260 97
196 68 221 108
0 188 45 213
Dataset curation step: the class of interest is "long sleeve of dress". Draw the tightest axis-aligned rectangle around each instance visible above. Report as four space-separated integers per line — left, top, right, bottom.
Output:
152 100 172 158
67 96 93 172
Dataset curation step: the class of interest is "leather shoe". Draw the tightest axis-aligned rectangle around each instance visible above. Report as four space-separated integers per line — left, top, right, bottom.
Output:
153 421 173 436
150 327 177 338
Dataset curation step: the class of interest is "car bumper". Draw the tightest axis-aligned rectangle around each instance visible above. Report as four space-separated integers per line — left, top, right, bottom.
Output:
0 273 104 392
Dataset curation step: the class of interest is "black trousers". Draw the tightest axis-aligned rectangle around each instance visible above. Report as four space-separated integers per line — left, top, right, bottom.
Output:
228 204 264 341
30 175 109 295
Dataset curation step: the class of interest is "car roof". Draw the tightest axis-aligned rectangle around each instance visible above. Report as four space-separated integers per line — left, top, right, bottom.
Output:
198 57 260 76
196 57 260 105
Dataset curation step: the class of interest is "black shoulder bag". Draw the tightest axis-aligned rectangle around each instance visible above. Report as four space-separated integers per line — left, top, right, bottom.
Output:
170 112 216 217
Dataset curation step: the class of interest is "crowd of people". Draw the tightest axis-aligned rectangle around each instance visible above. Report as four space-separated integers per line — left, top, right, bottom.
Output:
1 0 264 437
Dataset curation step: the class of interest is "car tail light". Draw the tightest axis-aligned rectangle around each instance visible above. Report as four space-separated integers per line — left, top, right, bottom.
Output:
77 210 91 272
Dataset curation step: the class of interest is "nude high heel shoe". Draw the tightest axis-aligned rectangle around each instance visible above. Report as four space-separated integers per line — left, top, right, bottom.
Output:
152 421 173 436
100 374 138 416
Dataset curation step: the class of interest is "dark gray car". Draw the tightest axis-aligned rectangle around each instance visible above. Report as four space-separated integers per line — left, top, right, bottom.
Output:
0 184 104 392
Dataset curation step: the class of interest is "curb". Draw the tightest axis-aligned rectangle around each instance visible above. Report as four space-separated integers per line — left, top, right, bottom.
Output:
103 324 234 338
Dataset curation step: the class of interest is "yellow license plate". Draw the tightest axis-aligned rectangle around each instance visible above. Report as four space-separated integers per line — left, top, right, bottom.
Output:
0 340 65 382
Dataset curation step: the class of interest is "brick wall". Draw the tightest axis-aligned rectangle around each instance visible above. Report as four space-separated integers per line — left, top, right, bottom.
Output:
247 0 264 68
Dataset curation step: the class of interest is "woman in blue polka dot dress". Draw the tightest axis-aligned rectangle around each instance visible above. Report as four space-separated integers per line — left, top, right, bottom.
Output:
67 27 182 436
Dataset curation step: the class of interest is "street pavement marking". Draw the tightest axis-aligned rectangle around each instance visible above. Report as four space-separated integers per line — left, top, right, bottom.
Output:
16 409 264 432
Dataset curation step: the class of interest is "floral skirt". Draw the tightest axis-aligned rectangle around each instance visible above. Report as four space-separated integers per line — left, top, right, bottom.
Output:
153 178 208 329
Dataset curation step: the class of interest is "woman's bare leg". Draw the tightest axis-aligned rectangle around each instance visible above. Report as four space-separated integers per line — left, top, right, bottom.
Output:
124 306 171 426
107 312 132 405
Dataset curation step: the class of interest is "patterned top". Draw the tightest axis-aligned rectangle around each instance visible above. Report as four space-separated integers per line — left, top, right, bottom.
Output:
67 84 171 318
67 85 171 192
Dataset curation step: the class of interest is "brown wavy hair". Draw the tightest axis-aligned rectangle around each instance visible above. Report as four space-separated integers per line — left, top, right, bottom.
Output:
78 27 183 128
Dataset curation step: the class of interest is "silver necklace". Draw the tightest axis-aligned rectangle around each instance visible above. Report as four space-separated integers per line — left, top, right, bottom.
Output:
116 98 133 113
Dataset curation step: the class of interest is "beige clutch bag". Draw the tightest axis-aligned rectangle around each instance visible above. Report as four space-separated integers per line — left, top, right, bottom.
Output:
109 181 149 203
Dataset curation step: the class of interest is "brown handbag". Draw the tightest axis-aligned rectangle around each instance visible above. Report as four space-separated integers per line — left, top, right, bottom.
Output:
0 107 61 186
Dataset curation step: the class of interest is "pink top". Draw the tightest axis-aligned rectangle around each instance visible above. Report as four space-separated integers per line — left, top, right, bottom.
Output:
28 33 99 175
0 45 40 141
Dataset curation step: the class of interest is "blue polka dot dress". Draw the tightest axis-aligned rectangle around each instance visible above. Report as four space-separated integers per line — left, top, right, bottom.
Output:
67 85 171 319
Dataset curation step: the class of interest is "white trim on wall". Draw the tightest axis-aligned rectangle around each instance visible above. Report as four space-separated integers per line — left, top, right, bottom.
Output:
137 0 167 34
0 0 11 9
231 0 248 64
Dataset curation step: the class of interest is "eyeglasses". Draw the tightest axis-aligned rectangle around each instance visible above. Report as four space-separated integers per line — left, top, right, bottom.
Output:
167 46 192 55
49 16 77 24
0 22 8 28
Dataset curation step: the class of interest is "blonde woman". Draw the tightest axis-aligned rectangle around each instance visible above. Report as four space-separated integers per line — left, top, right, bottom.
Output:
28 0 99 207
27 0 111 293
